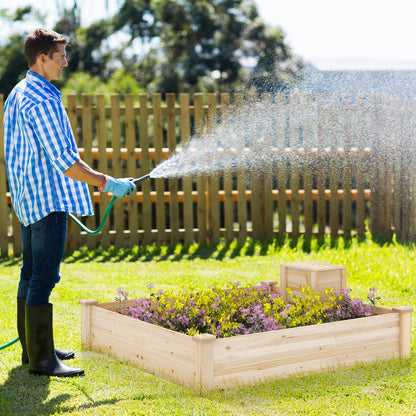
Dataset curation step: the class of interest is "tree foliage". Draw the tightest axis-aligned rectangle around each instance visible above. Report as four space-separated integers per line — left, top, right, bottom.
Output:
0 0 304 97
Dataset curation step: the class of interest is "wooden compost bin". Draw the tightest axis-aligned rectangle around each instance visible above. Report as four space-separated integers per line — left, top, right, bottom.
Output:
79 282 413 391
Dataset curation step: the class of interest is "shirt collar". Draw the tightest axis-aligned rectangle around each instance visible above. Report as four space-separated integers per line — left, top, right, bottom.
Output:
27 70 62 99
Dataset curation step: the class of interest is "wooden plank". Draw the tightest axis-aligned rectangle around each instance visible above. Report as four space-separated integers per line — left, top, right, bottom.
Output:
276 93 287 238
302 93 314 239
328 93 339 239
214 327 400 376
220 93 234 243
166 93 180 244
139 94 152 245
90 307 196 381
194 93 207 244
110 94 124 248
234 93 247 241
214 312 399 354
153 93 166 244
206 93 220 245
341 94 353 239
96 94 111 248
289 92 300 238
81 94 96 248
179 93 194 245
0 94 9 255
213 341 399 386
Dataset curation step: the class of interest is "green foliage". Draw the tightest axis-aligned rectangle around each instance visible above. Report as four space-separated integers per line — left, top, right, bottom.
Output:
0 1 304 97
61 68 145 102
0 34 27 96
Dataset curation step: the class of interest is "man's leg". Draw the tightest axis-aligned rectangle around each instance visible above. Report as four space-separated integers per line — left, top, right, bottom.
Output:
24 212 83 377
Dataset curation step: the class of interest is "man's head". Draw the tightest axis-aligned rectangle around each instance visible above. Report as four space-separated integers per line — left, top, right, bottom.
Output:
25 28 68 82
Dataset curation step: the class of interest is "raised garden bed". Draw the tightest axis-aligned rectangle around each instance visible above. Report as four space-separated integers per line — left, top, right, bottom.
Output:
79 279 413 391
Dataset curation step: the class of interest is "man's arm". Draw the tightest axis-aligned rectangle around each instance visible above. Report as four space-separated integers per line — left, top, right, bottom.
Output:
64 159 106 188
64 159 136 198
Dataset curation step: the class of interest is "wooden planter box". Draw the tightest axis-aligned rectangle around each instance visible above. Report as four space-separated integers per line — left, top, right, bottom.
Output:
79 282 413 391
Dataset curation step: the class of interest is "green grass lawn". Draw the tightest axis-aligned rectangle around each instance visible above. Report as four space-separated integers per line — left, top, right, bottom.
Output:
0 237 415 415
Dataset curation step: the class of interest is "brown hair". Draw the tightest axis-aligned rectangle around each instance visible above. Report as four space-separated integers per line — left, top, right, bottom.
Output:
24 28 68 67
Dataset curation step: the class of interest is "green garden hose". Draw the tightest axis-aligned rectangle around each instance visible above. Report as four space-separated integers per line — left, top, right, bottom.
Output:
68 174 150 235
0 337 19 350
0 174 151 351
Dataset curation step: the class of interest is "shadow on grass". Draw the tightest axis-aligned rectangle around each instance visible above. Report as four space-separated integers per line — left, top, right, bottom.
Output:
3 234 410 267
0 365 64 416
0 365 153 416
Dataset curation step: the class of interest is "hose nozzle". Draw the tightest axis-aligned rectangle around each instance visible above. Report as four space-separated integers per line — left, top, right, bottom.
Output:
132 174 151 185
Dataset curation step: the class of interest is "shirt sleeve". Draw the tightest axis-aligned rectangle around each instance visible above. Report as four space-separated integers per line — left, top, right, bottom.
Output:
30 98 80 173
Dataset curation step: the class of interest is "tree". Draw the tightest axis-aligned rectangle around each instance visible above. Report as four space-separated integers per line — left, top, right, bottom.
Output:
0 1 303 97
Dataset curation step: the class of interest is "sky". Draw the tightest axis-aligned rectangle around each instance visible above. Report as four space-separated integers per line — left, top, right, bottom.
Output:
1 0 416 70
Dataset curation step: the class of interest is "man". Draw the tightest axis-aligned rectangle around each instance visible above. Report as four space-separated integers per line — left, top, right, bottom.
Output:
3 28 135 377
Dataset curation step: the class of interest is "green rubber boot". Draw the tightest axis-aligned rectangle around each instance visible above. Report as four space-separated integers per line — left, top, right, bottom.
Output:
25 304 84 377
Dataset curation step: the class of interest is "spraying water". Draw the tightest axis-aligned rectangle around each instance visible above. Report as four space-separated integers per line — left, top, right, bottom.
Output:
149 102 279 179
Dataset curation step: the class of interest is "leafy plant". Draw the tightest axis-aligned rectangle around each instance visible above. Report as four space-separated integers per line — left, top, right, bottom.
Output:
120 282 378 338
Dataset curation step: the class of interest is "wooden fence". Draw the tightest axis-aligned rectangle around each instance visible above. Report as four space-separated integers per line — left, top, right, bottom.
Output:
1 92 415 255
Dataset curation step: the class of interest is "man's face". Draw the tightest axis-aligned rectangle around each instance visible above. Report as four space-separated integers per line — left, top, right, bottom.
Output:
44 43 68 82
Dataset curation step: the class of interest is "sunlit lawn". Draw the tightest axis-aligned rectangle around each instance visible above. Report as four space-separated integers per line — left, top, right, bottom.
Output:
0 237 415 415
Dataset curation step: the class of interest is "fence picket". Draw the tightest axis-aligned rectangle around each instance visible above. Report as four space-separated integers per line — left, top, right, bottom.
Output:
207 93 220 245
341 94 353 239
153 93 166 244
179 93 194 244
234 93 247 241
289 92 300 238
110 94 124 248
355 93 367 238
316 93 327 239
329 93 340 239
261 93 274 240
81 94 96 248
166 93 180 244
194 93 207 244
220 93 234 243
125 94 139 246
276 93 287 239
139 94 152 245
302 93 314 239
97 94 111 248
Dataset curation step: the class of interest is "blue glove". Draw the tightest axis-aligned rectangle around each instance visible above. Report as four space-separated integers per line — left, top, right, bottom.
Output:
102 176 136 198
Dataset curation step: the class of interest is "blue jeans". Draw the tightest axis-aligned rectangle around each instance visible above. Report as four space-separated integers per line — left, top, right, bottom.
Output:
18 212 68 306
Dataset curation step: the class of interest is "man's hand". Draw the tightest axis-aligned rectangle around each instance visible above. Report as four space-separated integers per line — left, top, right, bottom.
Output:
102 176 136 198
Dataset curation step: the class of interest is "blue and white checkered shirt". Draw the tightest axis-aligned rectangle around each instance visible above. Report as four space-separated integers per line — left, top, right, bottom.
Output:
3 71 94 226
